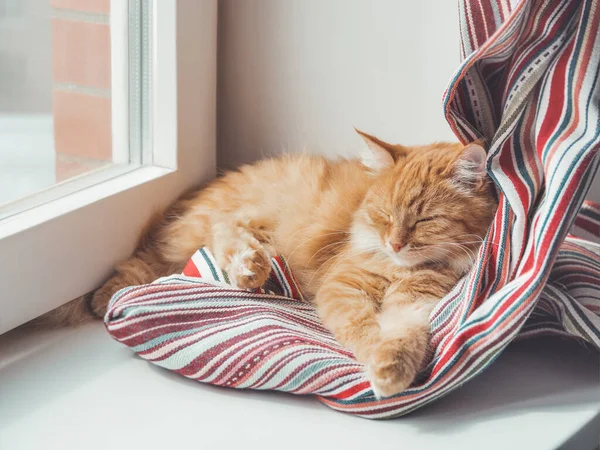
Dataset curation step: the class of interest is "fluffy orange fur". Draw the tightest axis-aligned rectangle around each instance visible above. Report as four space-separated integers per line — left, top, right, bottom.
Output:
71 130 497 397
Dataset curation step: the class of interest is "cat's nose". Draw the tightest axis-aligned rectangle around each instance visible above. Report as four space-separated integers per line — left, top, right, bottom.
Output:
390 241 404 252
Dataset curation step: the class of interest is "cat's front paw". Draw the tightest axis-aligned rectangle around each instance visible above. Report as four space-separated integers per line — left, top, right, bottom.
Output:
366 339 421 398
228 244 272 290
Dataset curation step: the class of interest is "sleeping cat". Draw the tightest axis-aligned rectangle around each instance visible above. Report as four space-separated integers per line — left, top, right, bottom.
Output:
64 130 497 397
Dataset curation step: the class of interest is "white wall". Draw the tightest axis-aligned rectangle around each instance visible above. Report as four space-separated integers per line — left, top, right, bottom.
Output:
216 0 600 204
217 0 460 169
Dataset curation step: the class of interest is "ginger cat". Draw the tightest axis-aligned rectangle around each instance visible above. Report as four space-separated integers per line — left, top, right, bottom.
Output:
79 130 497 397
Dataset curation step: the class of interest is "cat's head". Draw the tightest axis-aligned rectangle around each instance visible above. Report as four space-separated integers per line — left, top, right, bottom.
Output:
351 130 497 273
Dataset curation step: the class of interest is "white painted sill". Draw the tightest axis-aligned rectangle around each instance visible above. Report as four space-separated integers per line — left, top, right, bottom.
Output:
0 323 598 450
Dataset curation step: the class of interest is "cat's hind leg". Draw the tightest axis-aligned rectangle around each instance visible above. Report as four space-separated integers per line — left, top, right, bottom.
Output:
89 252 181 317
90 204 212 318
91 203 276 318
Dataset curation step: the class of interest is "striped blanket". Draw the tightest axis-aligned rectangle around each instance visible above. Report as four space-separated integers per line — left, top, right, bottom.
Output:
105 0 600 418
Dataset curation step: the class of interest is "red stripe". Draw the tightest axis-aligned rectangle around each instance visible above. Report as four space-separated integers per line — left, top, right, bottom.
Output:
183 259 201 278
327 381 371 400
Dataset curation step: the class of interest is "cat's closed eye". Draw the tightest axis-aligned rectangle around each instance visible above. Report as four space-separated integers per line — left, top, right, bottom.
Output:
367 209 392 225
415 217 436 225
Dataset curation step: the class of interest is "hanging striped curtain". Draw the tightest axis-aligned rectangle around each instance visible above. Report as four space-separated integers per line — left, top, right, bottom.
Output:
105 0 600 419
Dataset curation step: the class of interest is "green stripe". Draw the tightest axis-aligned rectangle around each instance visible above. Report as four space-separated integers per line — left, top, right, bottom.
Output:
199 247 221 281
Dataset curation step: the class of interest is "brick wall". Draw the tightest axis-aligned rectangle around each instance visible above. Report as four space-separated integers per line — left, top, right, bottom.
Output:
51 0 112 182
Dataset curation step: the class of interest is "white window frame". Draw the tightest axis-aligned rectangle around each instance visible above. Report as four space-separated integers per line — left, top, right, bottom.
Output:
0 0 217 334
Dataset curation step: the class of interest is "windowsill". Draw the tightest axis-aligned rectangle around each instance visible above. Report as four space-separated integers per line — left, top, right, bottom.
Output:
0 165 173 233
0 323 598 449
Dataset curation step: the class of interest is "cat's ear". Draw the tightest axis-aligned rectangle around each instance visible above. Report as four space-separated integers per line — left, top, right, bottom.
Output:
355 128 403 171
452 143 488 189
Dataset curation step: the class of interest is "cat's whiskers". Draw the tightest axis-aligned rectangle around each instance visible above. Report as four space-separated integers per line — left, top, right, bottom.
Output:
306 253 344 288
452 234 499 248
435 243 477 259
305 239 349 268
286 224 350 245
401 246 456 270
307 243 381 288
414 242 479 257
448 243 480 262
419 243 477 265
453 233 485 241
440 246 478 267
286 230 351 262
